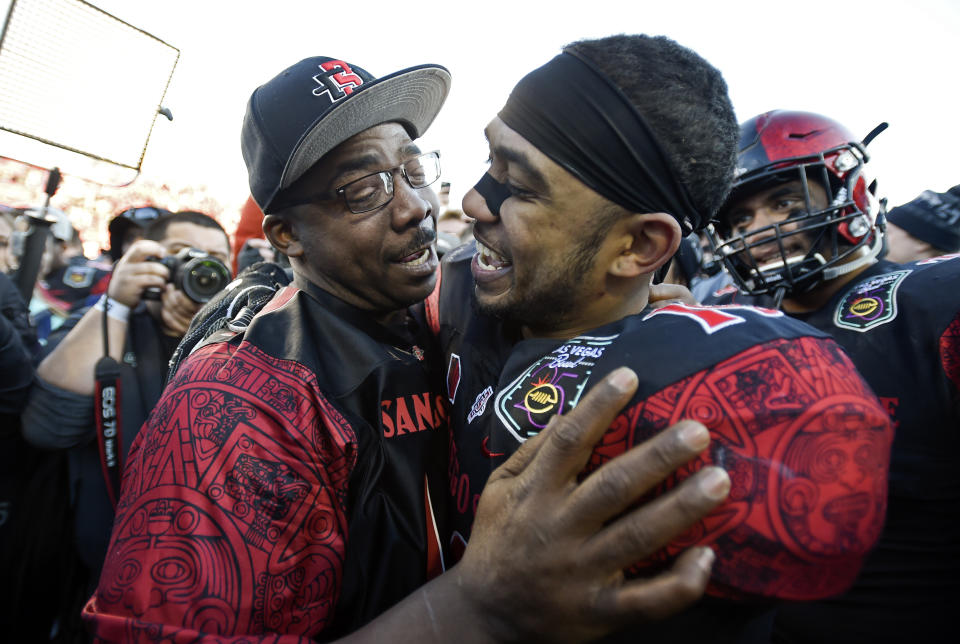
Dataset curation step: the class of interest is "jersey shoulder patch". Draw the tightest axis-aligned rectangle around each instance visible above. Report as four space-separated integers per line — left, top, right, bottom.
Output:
493 333 618 442
833 269 911 332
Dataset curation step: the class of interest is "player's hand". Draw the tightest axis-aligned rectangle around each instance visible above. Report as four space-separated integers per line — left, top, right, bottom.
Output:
649 282 699 309
455 367 730 643
107 240 169 308
158 283 203 336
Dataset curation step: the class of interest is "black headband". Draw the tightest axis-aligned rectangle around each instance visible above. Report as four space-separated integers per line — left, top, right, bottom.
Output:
498 51 701 233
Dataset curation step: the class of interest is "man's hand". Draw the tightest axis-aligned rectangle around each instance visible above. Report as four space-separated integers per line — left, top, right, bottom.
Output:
158 283 203 336
107 240 170 308
455 367 729 643
648 282 699 309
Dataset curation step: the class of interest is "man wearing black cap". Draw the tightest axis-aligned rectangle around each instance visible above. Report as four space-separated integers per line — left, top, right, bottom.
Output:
704 110 960 642
106 205 172 262
884 186 960 263
437 36 893 641
85 55 731 642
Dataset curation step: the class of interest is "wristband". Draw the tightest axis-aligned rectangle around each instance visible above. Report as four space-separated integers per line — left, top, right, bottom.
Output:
94 295 131 323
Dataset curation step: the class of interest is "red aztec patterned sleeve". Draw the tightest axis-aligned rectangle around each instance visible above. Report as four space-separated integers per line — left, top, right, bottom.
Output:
940 312 960 391
587 336 894 600
83 341 358 642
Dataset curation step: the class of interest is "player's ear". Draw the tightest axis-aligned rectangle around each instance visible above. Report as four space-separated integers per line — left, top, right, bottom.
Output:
608 212 682 278
263 213 303 258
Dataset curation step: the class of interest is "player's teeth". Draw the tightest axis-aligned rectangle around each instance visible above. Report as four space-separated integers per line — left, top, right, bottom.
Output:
477 241 507 268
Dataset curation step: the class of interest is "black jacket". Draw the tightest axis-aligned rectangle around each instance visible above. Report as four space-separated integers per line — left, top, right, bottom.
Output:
84 269 449 641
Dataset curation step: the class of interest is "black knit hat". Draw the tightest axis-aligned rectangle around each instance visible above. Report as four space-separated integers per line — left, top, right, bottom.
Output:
886 186 960 252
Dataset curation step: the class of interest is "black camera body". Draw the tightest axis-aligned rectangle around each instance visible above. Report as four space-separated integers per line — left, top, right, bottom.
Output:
143 247 231 303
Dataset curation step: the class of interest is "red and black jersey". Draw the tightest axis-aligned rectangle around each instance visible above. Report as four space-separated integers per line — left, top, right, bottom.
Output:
709 256 960 642
84 276 449 642
438 244 893 607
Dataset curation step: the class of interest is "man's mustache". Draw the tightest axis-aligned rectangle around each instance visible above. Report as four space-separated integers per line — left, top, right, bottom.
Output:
399 226 437 257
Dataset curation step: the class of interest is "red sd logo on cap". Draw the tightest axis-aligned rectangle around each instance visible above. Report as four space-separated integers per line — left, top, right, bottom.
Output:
311 60 363 102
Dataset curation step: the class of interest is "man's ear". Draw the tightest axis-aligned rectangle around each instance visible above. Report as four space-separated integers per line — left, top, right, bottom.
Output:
262 213 303 258
609 212 682 278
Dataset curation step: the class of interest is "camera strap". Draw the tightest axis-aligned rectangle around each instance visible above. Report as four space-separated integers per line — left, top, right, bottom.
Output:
95 297 124 509
95 355 123 508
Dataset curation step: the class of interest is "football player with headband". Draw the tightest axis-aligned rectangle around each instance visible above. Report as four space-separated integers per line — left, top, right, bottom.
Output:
83 52 745 644
435 36 894 642
705 111 960 642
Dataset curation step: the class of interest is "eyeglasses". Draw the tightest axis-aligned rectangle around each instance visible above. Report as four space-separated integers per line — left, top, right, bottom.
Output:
285 151 442 214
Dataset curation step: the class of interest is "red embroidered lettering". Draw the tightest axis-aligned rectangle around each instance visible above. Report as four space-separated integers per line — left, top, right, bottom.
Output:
322 60 363 94
394 398 416 435
413 393 434 432
381 400 395 438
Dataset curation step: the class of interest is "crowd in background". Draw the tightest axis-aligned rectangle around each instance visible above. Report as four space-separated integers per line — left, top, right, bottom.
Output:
0 34 958 644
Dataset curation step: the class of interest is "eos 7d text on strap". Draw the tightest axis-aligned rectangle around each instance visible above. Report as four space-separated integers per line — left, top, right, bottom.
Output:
94 297 124 509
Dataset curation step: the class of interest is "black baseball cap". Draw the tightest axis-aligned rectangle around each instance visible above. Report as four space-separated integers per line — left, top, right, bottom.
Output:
241 56 451 214
107 206 172 261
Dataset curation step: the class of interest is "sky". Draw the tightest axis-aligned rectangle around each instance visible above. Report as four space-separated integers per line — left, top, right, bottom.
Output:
2 0 959 213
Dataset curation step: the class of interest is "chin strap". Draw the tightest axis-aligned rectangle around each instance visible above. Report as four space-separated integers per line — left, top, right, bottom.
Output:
822 232 883 280
771 285 787 310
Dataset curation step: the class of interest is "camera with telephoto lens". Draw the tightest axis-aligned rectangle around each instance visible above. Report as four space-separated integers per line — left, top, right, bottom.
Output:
143 247 231 303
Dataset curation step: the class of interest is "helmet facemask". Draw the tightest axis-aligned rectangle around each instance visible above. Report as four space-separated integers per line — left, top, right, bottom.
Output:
708 140 881 303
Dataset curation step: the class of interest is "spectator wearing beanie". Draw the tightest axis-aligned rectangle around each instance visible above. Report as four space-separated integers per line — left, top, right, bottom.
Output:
884 185 960 263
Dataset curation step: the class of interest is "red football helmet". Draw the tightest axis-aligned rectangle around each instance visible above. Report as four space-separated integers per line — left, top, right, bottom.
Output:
707 110 886 300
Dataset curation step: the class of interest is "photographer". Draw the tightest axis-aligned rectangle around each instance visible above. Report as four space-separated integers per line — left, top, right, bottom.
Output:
21 210 230 597
31 212 113 344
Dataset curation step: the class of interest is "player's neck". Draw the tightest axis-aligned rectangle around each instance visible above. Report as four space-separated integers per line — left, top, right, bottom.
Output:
782 263 874 314
520 286 648 340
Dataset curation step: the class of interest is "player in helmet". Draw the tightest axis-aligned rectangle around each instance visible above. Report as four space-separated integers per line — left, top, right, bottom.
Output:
707 110 887 309
705 110 960 643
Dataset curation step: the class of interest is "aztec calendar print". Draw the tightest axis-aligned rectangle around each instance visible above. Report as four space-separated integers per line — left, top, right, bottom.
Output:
89 341 357 641
585 336 894 600
940 313 960 390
